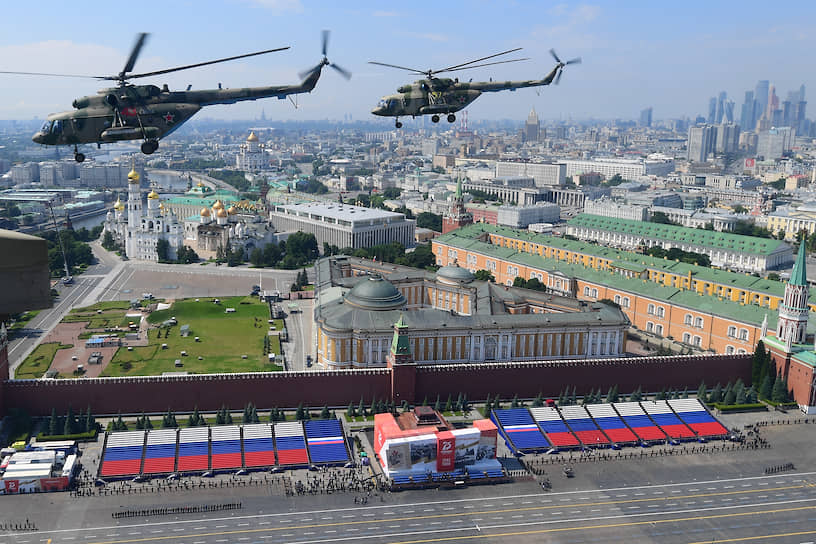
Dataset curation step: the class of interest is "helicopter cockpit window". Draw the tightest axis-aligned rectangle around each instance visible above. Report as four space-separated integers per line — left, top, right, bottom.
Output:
41 121 51 133
51 120 63 134
378 99 388 108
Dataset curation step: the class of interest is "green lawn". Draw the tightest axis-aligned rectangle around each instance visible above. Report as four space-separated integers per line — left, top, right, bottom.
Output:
15 342 73 379
62 309 133 330
103 296 282 377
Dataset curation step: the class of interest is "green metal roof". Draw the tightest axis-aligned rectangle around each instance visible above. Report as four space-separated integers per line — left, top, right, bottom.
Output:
390 314 412 356
344 275 406 310
437 223 816 304
567 213 790 257
791 242 808 286
437 226 791 329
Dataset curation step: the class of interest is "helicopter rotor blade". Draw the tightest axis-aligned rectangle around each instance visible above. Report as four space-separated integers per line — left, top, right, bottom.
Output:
554 69 563 85
439 47 523 72
322 29 330 57
367 61 427 75
116 46 290 80
330 63 352 80
565 57 582 65
121 33 149 77
438 58 530 74
0 70 103 79
549 48 562 64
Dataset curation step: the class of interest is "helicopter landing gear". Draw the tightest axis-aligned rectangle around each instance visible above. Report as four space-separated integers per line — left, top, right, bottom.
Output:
431 114 440 123
395 119 403 129
73 145 85 163
447 114 456 123
141 139 159 155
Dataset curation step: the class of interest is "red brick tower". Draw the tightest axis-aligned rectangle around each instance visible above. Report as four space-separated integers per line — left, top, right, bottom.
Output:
442 173 473 234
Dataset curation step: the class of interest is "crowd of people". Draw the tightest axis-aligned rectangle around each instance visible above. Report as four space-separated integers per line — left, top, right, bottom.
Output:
0 519 36 532
285 466 389 498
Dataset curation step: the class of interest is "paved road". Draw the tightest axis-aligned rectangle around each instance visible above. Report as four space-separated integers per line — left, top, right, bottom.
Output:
3 472 816 544
283 298 314 372
7 243 119 376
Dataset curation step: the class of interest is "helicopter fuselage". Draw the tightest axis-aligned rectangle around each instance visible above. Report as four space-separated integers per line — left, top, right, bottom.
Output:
371 79 481 118
32 68 322 149
371 64 562 123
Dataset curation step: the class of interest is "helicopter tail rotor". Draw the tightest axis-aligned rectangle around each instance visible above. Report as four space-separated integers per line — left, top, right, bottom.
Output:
549 49 581 84
298 30 351 81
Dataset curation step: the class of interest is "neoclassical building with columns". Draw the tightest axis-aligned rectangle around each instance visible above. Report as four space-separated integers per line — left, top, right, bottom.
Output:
313 256 629 369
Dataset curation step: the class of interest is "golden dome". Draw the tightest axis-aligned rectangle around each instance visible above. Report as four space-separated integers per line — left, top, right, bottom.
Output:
113 197 123 211
227 206 237 215
216 208 228 218
247 131 259 142
212 199 224 210
147 189 160 199
197 181 204 187
200 207 211 217
127 167 140 183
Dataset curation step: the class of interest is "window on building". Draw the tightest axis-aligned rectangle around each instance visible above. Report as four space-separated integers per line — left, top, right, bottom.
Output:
623 297 630 308
684 314 693 325
614 295 621 304
693 335 702 347
487 260 496 271
739 329 748 341
592 288 598 298
657 307 665 318
646 322 654 332
737 348 747 354
584 286 591 296
694 317 704 328
726 345 735 354
682 332 691 344
727 326 736 338
655 324 663 336
647 304 655 315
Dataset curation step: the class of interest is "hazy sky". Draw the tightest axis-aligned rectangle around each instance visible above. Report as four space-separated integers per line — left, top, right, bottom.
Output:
1 0 814 123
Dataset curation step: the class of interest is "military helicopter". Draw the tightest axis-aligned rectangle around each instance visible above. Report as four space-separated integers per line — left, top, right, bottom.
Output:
2 31 349 162
370 48 580 128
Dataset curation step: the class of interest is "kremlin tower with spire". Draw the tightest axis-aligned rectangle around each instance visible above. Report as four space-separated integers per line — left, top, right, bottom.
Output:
442 172 473 234
762 237 816 413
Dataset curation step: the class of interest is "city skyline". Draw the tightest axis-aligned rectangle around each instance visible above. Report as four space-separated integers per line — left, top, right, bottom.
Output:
0 0 815 123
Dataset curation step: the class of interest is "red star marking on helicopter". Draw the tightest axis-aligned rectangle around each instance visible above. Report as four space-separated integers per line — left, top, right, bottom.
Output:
121 107 139 117
163 112 175 124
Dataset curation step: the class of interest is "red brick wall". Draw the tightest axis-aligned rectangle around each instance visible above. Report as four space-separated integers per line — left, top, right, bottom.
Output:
3 370 392 416
766 345 816 407
2 354 753 416
413 354 752 401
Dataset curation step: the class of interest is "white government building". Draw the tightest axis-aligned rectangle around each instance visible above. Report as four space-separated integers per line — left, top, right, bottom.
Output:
269 202 415 250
